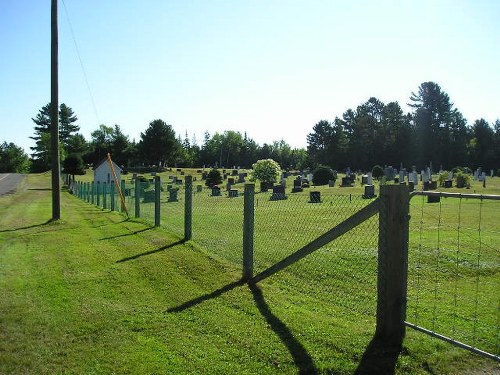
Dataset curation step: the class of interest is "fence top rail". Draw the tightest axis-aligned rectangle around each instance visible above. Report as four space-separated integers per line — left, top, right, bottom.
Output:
410 191 500 201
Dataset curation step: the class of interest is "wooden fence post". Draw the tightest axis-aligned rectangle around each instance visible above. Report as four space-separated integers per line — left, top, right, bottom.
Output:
376 184 409 347
243 183 255 281
135 178 140 218
154 176 161 227
184 175 193 240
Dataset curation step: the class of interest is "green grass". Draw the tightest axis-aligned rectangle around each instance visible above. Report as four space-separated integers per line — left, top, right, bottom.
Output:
1 173 499 374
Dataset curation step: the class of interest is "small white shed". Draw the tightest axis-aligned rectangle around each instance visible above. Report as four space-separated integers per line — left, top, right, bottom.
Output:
94 158 122 186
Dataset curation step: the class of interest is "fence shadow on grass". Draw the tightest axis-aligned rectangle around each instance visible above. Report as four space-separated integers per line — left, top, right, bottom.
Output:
100 227 153 241
0 219 52 233
248 283 318 375
116 239 186 263
354 336 401 375
167 281 318 375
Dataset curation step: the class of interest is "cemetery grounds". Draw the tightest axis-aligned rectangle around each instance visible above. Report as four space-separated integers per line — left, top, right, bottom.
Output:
0 170 498 374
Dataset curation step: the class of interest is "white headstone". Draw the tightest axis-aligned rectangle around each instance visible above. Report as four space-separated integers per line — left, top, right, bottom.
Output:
367 172 373 185
413 171 418 185
422 171 429 183
399 170 404 183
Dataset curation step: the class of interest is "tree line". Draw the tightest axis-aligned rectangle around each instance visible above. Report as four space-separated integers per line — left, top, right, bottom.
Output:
1 81 499 174
307 82 500 172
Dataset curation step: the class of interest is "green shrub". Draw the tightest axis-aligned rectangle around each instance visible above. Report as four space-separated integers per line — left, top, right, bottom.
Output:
438 171 450 187
312 165 334 186
455 171 471 188
205 169 222 188
372 165 384 180
250 159 282 190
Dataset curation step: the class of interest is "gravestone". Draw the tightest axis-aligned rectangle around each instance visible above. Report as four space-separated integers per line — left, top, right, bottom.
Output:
341 176 353 187
168 188 178 202
302 178 310 188
238 173 246 183
270 185 287 200
384 166 396 181
202 172 208 180
196 185 203 193
367 172 373 185
281 177 287 188
292 178 303 193
361 174 368 185
427 195 440 203
408 181 415 192
228 177 235 185
232 169 238 176
444 180 452 188
228 189 239 198
363 184 376 199
328 179 336 187
211 186 221 196
309 191 321 203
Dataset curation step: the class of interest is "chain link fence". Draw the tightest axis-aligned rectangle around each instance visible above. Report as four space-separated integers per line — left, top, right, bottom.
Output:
407 193 500 358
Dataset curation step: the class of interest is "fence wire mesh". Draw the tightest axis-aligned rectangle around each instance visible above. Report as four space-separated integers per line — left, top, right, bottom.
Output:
408 194 500 357
192 186 244 265
254 192 379 317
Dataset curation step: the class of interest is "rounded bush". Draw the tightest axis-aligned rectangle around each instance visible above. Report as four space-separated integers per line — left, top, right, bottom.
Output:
312 165 334 186
372 165 384 180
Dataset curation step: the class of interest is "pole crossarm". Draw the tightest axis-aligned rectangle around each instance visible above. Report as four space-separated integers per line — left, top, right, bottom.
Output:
251 197 380 284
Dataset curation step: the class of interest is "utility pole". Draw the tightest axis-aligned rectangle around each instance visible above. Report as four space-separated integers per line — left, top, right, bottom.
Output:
51 0 61 220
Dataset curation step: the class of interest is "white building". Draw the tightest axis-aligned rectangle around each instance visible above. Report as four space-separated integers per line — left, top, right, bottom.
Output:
94 158 122 185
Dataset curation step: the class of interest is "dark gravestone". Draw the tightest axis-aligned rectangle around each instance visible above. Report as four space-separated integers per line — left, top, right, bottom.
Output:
444 180 452 188
196 185 203 193
341 176 353 187
292 179 303 193
423 181 430 191
427 195 441 203
168 188 178 202
408 181 415 192
363 185 375 199
309 191 321 203
302 179 310 188
232 169 238 176
211 186 221 196
238 173 245 183
228 189 239 198
228 177 235 185
270 185 287 200
429 181 437 190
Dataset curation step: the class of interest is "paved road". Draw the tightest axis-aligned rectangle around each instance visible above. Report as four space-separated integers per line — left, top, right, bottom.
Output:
0 173 25 196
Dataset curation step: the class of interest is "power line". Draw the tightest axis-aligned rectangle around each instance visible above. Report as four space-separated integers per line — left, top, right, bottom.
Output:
61 0 100 125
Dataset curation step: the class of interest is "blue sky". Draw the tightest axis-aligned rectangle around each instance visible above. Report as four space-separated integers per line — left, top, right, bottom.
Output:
1 0 499 154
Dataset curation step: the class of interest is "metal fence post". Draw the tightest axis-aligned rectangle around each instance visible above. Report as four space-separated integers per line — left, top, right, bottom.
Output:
96 182 100 207
110 183 115 211
184 175 193 240
91 181 94 204
154 176 161 227
376 184 409 347
103 182 107 209
243 183 255 281
135 178 140 218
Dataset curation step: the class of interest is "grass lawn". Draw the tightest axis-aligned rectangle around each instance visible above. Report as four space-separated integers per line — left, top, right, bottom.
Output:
1 173 498 374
